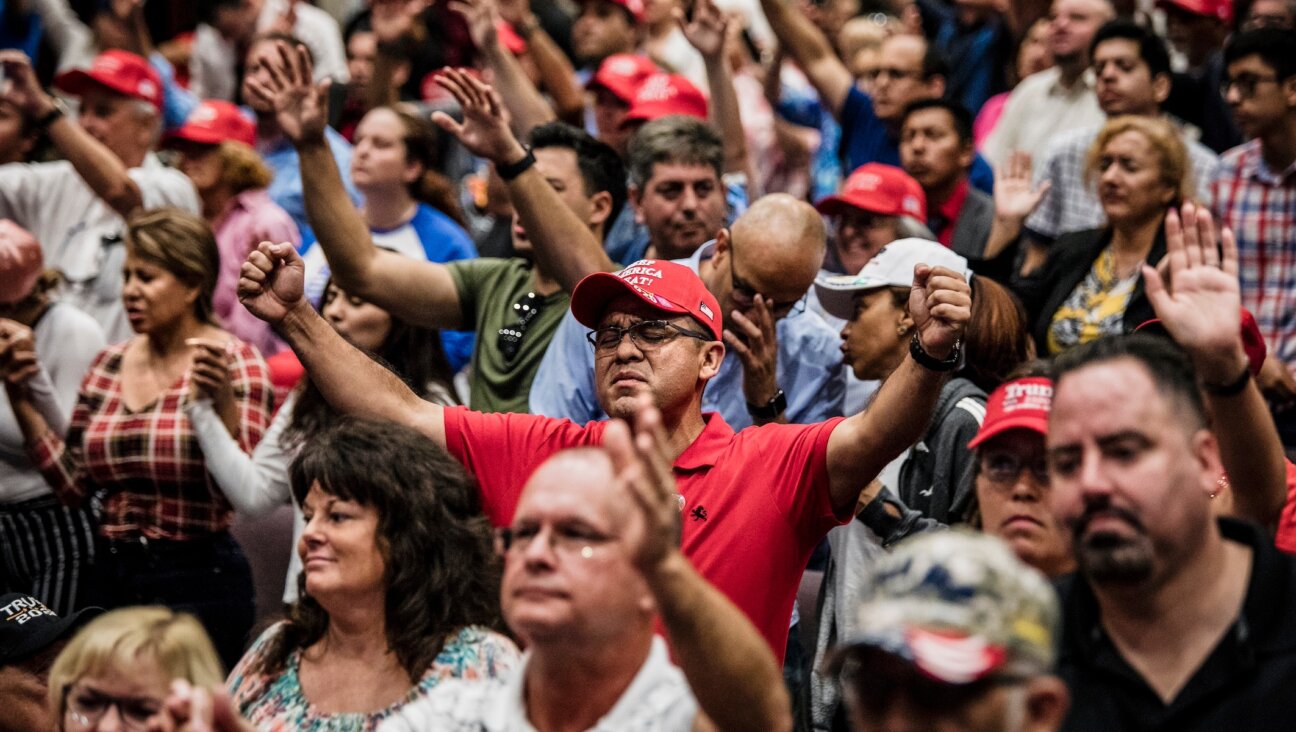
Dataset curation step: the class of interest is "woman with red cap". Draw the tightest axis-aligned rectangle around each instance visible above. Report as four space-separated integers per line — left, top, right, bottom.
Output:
0 221 106 616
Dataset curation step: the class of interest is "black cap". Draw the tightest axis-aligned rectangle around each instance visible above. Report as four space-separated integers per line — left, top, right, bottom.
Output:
0 593 102 665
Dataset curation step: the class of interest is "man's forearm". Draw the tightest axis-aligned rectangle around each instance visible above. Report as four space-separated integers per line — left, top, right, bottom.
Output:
514 21 584 122
46 115 143 217
647 553 792 732
483 40 559 139
298 139 381 297
704 56 752 182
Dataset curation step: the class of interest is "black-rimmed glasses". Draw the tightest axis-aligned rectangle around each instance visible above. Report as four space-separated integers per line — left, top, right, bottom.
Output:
726 231 808 317
63 682 162 730
586 320 712 352
497 291 545 362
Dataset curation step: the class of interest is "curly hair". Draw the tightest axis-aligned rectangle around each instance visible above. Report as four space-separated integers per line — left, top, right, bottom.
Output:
217 141 274 193
259 417 502 682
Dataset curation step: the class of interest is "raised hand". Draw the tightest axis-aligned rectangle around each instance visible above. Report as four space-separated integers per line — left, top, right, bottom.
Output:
909 265 971 361
237 241 307 326
604 394 682 578
448 0 501 53
723 296 781 418
144 680 255 732
993 151 1051 224
241 42 328 144
370 0 432 44
495 0 531 25
0 51 55 118
1142 202 1245 384
0 319 40 387
430 68 525 165
186 338 235 408
676 0 729 59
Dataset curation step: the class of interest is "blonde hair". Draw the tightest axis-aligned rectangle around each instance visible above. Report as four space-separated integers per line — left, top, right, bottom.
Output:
48 607 223 720
123 208 221 324
218 140 273 193
1084 115 1193 204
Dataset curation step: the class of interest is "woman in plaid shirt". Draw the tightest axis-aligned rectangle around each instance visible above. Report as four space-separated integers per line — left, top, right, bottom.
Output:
2 208 273 670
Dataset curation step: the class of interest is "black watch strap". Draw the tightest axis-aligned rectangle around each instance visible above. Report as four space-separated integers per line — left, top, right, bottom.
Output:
496 147 536 181
909 332 961 372
1203 365 1252 397
34 99 66 130
747 389 787 420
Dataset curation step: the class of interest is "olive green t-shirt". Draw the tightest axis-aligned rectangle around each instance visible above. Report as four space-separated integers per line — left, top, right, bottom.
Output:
446 258 570 413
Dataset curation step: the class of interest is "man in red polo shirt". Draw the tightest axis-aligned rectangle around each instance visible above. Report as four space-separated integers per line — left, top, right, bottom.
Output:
238 237 970 659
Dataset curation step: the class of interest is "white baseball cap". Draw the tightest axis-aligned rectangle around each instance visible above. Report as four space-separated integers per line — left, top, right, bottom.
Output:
814 238 972 321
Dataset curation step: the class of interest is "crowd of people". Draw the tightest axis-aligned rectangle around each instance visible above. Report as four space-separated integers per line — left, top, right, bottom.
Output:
1 0 1295 728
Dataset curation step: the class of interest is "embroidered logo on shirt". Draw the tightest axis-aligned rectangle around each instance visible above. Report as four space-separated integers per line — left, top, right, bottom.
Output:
690 506 708 522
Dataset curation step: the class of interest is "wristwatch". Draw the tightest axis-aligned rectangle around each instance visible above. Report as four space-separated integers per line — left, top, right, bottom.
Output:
34 98 68 131
496 147 536 181
909 332 961 372
747 389 787 421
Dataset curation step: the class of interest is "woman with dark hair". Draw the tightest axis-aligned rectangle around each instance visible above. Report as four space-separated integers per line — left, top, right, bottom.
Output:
186 276 458 606
0 208 273 669
300 104 477 369
226 418 517 729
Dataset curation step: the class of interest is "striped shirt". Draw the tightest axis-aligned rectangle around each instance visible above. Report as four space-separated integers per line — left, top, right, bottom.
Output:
31 340 272 541
1210 140 1296 373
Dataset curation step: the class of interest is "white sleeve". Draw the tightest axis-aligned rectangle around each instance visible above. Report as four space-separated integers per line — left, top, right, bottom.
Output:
980 88 1021 169
36 308 106 436
28 0 94 61
0 163 58 226
184 392 295 515
299 9 351 83
131 167 200 214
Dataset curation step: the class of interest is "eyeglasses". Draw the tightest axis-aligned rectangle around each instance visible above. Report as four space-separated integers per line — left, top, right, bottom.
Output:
497 291 545 362
726 232 808 317
1221 73 1279 99
495 524 612 559
63 683 163 731
979 450 1050 486
586 319 712 352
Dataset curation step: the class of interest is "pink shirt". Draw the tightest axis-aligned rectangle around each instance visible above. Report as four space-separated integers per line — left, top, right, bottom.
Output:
213 189 300 356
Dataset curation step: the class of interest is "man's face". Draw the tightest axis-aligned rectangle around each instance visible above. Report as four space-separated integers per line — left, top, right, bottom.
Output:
592 87 633 155
711 227 821 332
633 161 727 260
573 0 637 64
77 88 153 167
1047 0 1110 63
347 31 377 91
834 210 899 275
1092 38 1163 116
1224 53 1296 139
212 0 262 43
1047 359 1218 587
1244 0 1296 29
900 107 973 195
512 147 602 254
593 295 718 420
501 453 653 646
1162 5 1219 64
870 35 938 122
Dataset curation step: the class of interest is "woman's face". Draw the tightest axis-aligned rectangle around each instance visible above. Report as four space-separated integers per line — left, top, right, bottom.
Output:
839 288 911 381
299 482 386 602
975 431 1075 577
350 108 418 192
1095 130 1177 226
61 655 170 732
176 143 225 197
121 254 200 335
322 283 393 352
1017 19 1054 80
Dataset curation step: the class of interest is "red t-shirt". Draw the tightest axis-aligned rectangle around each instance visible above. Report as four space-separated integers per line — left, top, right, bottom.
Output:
1273 460 1296 554
442 407 850 661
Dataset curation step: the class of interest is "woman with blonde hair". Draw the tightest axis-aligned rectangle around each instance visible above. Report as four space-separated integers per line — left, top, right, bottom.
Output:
1006 115 1194 355
166 100 300 357
1 208 273 669
49 606 223 731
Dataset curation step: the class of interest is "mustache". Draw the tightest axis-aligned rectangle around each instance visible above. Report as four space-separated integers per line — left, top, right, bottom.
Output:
1070 498 1145 538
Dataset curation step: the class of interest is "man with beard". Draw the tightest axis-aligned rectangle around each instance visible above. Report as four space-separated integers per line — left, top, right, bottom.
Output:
1046 333 1296 731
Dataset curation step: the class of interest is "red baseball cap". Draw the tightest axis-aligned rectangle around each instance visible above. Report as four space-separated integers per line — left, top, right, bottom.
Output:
816 163 927 221
570 260 723 341
1135 307 1266 377
588 54 659 105
580 0 646 24
167 100 255 147
968 378 1053 449
622 74 709 127
1157 0 1233 23
54 50 163 112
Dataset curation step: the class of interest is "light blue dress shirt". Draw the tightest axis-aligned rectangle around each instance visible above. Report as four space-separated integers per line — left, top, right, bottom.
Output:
530 241 847 428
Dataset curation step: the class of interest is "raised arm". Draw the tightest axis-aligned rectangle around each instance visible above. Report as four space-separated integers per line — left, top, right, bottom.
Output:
450 0 560 138
431 68 615 292
756 0 853 117
500 0 586 123
610 398 792 732
1142 203 1287 529
986 151 1050 262
243 41 466 330
238 240 447 446
825 265 972 514
0 51 144 217
678 0 751 180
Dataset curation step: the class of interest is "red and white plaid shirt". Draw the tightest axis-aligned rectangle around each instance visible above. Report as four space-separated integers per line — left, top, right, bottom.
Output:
32 340 272 541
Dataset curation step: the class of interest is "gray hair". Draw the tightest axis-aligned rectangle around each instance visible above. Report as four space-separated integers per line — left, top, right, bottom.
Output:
895 216 936 241
627 115 723 189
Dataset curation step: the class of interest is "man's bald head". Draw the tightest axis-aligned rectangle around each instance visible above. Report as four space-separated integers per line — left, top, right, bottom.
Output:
712 193 827 324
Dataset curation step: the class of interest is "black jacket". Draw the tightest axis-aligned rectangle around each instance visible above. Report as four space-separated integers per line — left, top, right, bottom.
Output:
1011 226 1167 355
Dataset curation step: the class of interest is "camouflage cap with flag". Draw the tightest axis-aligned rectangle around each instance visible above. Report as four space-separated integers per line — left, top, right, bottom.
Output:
841 530 1060 684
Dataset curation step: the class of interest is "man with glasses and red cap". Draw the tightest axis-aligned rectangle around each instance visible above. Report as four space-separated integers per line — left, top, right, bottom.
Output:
0 49 199 343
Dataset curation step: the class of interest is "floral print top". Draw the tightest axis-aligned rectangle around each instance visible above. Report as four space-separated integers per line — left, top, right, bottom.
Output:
227 622 519 732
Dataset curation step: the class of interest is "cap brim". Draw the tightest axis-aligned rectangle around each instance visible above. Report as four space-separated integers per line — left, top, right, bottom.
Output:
813 279 888 320
587 77 636 104
52 69 111 99
570 271 691 330
1 605 102 664
967 414 1050 449
815 194 881 218
165 127 225 146
836 628 1009 685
